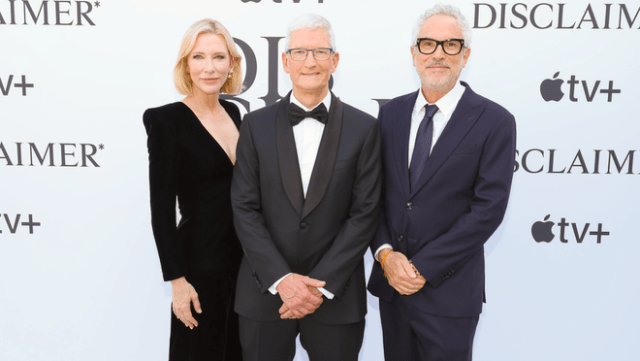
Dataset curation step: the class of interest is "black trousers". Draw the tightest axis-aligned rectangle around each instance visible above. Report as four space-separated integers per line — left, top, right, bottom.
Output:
379 296 479 361
238 314 365 361
169 270 242 361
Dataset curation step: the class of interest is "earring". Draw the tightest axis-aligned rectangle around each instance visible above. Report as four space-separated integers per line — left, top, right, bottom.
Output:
228 68 233 78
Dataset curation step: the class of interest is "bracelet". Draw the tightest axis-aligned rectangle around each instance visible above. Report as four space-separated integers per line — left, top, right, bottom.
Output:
380 249 392 270
408 260 421 276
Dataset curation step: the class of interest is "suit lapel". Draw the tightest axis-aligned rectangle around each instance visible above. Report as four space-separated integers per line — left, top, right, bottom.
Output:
391 91 420 197
301 93 343 219
276 93 304 214
410 85 484 197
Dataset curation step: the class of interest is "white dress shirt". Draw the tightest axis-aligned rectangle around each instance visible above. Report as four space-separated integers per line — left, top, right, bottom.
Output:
291 93 331 197
408 81 466 165
268 92 334 299
375 82 466 260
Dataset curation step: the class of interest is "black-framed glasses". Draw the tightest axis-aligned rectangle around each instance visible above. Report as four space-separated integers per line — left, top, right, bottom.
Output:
416 38 466 55
286 48 334 61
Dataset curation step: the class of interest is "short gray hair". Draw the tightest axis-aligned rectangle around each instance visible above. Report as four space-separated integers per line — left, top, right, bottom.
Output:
285 14 336 50
412 4 472 47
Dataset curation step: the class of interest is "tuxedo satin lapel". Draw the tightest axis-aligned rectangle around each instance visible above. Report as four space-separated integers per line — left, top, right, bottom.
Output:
391 91 420 197
301 94 343 219
410 87 484 197
276 93 304 214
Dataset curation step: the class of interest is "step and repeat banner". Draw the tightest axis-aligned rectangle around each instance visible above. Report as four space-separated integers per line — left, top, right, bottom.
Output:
1 0 638 360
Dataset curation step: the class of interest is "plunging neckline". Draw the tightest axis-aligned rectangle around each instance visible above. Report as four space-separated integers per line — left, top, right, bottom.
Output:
178 101 239 166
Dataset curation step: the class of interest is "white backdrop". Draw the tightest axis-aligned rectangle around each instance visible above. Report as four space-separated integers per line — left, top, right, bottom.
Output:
1 1 639 360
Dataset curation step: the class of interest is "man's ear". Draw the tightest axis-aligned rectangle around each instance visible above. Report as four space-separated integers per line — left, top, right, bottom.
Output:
282 52 291 74
411 45 417 67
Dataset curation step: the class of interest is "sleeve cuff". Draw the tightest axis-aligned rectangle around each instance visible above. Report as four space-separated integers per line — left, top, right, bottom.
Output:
269 273 334 299
318 287 334 299
268 273 292 295
374 244 393 262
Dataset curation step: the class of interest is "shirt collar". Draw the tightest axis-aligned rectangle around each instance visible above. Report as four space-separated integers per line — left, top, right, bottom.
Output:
415 81 465 117
291 91 332 113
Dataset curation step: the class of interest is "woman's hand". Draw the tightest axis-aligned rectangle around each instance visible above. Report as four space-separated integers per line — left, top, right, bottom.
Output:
171 277 201 329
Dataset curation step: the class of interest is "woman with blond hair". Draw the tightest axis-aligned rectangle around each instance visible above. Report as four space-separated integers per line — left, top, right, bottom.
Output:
143 19 243 360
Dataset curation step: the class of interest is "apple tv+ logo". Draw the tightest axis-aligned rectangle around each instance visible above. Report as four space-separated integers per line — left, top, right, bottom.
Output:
531 215 610 244
540 72 621 102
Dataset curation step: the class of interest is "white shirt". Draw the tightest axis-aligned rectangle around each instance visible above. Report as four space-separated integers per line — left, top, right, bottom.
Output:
268 92 334 299
291 93 331 197
408 81 466 165
375 82 466 260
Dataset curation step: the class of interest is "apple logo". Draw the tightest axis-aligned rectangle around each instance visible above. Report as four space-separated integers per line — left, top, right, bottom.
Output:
532 214 555 243
540 72 564 102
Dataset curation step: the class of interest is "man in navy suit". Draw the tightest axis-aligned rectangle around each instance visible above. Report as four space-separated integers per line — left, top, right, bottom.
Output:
368 4 516 361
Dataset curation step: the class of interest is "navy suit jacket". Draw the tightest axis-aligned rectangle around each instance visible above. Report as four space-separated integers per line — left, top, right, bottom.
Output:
368 82 516 317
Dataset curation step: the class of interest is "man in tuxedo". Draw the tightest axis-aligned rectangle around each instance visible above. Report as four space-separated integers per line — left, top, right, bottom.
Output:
368 4 516 361
231 14 381 361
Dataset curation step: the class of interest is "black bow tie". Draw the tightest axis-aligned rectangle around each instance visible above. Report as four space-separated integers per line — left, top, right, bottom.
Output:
288 103 328 126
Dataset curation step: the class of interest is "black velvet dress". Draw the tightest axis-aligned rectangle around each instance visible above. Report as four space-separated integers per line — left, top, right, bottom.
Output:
143 100 243 361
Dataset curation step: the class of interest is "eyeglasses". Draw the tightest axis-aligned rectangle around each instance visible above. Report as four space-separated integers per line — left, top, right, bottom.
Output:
286 48 334 61
415 38 466 55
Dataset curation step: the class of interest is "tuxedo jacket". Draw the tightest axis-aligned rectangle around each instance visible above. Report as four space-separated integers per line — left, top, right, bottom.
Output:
231 92 382 324
368 82 516 317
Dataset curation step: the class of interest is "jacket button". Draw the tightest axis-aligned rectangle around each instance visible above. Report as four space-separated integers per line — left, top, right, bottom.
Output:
406 202 413 210
300 222 307 229
397 235 404 242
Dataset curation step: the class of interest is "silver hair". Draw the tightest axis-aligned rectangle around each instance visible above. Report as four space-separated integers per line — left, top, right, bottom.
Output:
412 3 472 47
285 14 336 50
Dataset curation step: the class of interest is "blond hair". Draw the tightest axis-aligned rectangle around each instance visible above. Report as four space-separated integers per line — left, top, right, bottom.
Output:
174 19 243 95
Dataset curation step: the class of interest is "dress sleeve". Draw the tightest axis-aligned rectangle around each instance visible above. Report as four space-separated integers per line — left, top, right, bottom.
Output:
143 107 187 281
